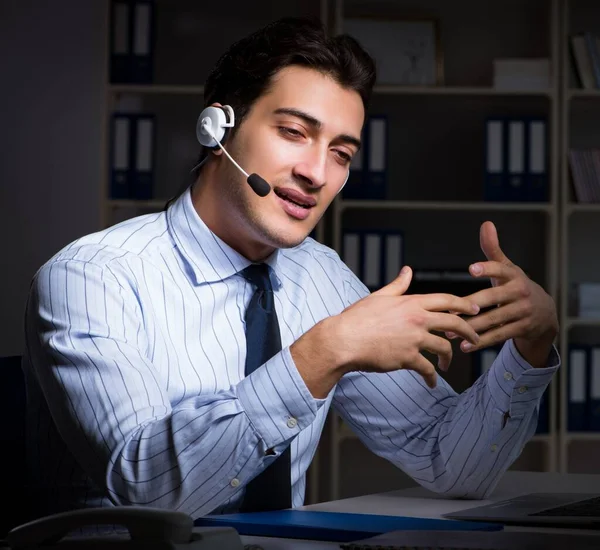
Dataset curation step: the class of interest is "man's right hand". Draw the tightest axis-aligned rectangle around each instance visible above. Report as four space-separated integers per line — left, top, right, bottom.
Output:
332 266 481 388
291 266 481 398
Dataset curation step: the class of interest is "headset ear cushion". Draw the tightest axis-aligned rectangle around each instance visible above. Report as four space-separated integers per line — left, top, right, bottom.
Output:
196 106 228 148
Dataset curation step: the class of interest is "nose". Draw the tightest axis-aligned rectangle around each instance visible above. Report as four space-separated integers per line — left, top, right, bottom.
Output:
292 146 327 189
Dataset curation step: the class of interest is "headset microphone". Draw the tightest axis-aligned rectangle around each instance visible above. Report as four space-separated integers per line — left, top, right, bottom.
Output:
194 105 349 197
195 105 271 197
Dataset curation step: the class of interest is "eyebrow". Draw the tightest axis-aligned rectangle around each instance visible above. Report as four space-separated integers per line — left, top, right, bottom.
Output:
273 107 362 150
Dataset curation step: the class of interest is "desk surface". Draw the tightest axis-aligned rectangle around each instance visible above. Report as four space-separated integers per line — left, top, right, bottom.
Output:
299 470 600 520
243 471 600 549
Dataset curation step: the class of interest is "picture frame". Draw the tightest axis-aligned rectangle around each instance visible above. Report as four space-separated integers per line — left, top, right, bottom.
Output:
343 16 444 86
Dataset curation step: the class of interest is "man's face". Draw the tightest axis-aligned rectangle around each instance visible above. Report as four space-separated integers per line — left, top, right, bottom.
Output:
202 65 364 261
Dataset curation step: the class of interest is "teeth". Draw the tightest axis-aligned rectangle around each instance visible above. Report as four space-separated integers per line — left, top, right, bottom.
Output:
276 190 309 208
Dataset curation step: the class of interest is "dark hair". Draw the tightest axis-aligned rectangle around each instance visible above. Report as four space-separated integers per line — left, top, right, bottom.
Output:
166 17 376 209
204 16 376 132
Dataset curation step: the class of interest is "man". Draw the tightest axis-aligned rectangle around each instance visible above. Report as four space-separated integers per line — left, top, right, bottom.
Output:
23 17 559 521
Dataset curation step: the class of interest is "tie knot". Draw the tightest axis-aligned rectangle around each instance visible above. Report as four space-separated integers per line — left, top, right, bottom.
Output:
242 263 273 292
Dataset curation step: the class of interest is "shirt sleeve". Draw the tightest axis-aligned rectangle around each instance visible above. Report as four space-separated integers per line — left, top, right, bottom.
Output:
333 266 560 500
26 256 324 518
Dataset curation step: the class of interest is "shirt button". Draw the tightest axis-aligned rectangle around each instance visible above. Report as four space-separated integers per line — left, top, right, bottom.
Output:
286 417 298 428
491 444 498 452
503 372 513 381
517 386 528 394
230 478 240 488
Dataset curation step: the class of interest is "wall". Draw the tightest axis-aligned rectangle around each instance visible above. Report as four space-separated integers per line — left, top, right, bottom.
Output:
0 0 106 355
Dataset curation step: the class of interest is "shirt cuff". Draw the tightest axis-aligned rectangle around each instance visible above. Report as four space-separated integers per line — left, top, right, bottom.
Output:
236 346 327 451
487 339 560 417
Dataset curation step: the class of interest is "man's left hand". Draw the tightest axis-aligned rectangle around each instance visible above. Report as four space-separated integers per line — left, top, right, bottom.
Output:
449 221 558 368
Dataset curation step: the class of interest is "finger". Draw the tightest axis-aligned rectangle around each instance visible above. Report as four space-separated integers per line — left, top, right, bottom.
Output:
375 266 413 297
421 332 453 372
418 293 480 316
480 221 512 265
427 312 480 345
463 280 522 310
464 299 528 335
460 318 529 353
405 353 438 389
469 260 517 282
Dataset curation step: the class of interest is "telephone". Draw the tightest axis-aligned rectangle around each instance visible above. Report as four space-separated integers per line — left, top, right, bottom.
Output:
4 507 245 550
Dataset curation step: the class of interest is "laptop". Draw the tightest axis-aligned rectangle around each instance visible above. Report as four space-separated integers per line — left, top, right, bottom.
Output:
444 492 600 528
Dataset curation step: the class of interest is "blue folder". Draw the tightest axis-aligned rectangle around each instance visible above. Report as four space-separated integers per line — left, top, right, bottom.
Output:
194 510 502 542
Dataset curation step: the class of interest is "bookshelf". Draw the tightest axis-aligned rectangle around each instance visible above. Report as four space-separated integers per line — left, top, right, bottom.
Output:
325 0 561 501
102 0 600 505
558 0 600 475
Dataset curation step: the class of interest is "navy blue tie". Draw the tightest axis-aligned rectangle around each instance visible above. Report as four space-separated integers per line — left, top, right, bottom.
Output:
239 263 292 512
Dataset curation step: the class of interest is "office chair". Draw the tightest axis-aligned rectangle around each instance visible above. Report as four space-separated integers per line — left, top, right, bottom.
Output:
0 355 26 537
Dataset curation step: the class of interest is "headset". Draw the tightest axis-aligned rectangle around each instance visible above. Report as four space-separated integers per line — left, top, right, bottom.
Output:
194 104 350 197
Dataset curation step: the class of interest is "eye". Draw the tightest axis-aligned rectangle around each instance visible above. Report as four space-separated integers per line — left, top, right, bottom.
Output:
334 150 352 164
278 126 304 139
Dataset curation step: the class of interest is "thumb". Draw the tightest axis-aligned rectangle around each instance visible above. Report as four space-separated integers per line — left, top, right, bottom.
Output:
376 266 413 296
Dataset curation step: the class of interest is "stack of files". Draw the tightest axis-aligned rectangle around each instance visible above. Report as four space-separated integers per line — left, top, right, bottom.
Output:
570 32 600 89
484 117 548 202
342 229 403 291
110 0 155 84
110 112 156 200
568 149 600 203
568 345 600 432
343 116 388 200
194 510 501 542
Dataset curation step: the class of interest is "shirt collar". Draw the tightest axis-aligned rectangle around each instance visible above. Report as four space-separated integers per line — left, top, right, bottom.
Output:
167 186 282 287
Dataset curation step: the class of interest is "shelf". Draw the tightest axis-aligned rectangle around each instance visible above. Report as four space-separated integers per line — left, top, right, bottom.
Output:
567 317 600 329
108 199 169 209
565 432 600 442
566 203 600 214
373 85 553 97
338 200 553 212
568 89 600 99
109 84 205 95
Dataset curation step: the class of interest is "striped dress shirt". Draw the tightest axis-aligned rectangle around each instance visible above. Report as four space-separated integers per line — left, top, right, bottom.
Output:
23 187 560 520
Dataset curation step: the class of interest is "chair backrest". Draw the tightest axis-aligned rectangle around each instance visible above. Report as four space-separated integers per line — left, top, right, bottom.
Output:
0 355 26 535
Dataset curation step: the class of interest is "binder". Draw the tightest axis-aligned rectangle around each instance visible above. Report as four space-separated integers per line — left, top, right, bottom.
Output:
362 232 383 290
110 114 132 199
589 347 600 431
110 1 132 83
568 346 588 432
584 32 600 89
383 232 404 285
194 510 502 542
343 116 387 200
131 0 155 83
342 232 361 278
525 118 548 202
506 120 526 200
483 118 505 201
131 114 156 199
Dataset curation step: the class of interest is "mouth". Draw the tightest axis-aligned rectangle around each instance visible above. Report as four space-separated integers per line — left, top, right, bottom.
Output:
273 187 316 221
273 187 316 209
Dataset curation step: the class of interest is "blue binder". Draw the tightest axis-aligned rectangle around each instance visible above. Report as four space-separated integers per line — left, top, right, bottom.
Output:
130 0 155 83
568 346 589 432
110 113 133 199
130 113 156 199
194 510 502 542
483 118 506 201
343 116 388 200
109 0 132 83
110 0 155 83
524 118 548 202
588 346 600 431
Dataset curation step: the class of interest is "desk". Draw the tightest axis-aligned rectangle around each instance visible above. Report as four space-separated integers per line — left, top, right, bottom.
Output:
243 471 600 549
